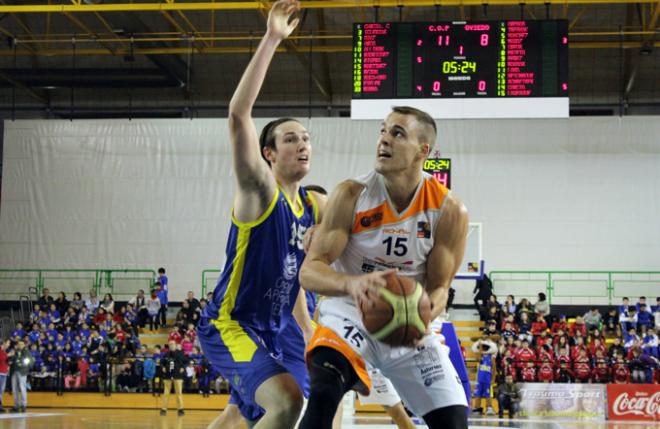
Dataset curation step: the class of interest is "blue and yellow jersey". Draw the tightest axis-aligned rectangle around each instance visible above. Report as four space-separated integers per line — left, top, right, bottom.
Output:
477 354 494 384
203 186 318 356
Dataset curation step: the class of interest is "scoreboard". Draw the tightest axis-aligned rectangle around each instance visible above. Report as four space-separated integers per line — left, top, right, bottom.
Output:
423 157 451 189
352 20 569 119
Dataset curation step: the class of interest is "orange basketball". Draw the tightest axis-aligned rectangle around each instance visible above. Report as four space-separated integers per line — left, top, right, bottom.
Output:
360 272 432 347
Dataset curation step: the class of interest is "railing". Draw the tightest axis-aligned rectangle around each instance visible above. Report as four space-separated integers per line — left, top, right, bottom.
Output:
201 270 222 298
0 269 156 301
489 270 660 306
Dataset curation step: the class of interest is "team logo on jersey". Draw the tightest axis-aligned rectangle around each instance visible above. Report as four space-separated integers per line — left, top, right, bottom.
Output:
417 221 431 239
360 212 383 227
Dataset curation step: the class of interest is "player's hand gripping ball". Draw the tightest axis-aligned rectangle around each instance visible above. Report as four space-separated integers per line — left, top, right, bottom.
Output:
359 272 431 347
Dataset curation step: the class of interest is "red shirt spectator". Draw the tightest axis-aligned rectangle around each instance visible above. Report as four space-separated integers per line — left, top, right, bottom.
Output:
168 329 182 344
588 339 606 357
515 343 536 368
535 335 552 353
537 347 554 364
520 364 536 382
613 362 630 383
591 362 611 383
551 317 568 334
0 346 9 374
573 354 591 382
570 317 588 338
571 344 588 361
538 361 554 382
531 317 548 336
555 364 575 382
78 358 89 386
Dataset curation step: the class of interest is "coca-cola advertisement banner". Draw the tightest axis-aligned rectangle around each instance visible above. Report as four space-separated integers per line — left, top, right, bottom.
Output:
607 384 660 421
518 383 606 421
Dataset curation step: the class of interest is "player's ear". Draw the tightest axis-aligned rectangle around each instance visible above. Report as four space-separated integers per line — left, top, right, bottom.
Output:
263 145 276 163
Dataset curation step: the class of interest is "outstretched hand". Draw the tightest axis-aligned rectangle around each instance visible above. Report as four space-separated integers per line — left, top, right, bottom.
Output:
266 0 301 41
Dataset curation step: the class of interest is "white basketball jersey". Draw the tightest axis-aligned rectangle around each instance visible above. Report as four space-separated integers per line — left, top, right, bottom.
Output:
321 170 450 319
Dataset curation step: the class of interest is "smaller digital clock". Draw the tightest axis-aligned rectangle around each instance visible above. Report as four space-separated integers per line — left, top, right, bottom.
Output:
442 61 477 74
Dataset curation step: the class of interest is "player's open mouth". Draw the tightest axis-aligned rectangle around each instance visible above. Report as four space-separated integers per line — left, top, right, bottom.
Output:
297 155 309 162
377 150 391 159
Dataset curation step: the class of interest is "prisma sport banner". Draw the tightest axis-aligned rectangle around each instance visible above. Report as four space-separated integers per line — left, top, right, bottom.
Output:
517 383 606 421
607 384 660 421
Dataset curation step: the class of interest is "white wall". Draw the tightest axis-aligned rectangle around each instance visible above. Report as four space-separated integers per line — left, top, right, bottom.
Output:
1 117 659 302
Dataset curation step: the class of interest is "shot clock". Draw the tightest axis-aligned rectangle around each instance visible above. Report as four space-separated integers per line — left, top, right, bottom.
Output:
352 20 569 119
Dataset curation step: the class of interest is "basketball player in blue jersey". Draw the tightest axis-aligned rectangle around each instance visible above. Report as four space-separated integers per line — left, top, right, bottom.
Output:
298 106 470 429
196 1 325 428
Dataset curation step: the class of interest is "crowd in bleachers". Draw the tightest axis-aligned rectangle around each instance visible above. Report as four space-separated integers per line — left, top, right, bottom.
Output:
474 293 660 384
3 284 227 395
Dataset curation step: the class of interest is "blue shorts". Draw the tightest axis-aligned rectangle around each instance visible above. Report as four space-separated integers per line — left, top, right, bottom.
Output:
197 317 308 421
474 382 491 398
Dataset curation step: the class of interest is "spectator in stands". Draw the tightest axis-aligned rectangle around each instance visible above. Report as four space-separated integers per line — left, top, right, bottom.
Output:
100 294 115 314
49 303 61 325
502 295 516 316
168 327 182 344
515 339 536 368
555 360 574 383
520 361 536 382
622 306 638 333
642 328 659 358
612 355 630 384
531 314 548 336
143 350 157 393
624 327 640 350
129 290 148 328
160 340 185 416
501 321 517 341
146 291 161 331
653 297 660 313
69 292 84 311
85 290 100 313
37 288 54 308
10 340 33 412
554 335 570 359
157 268 169 328
655 306 660 331
551 314 568 334
10 323 25 341
517 312 532 343
619 297 630 315
0 340 9 412
537 356 554 383
533 292 550 320
54 292 69 315
608 337 625 361
570 316 588 338
637 304 654 330
589 337 607 358
185 291 200 313
603 307 619 335
516 298 533 322
583 308 602 332
482 319 499 337
573 349 591 383
496 374 520 419
628 347 657 383
637 296 651 314
591 359 611 383
473 274 493 316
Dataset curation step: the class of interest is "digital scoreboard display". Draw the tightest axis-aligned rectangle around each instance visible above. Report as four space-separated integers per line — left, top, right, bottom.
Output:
423 157 451 189
352 20 569 119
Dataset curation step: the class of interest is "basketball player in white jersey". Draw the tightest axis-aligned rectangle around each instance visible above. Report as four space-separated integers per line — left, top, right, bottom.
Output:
298 106 469 429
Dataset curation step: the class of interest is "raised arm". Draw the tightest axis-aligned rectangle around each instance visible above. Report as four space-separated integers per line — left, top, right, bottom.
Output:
425 195 469 320
300 181 395 306
229 0 300 223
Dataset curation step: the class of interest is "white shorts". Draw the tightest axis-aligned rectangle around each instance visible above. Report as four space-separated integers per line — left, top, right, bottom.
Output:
316 299 468 417
357 367 401 407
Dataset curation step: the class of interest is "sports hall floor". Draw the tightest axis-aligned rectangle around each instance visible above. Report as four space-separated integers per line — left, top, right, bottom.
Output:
0 409 658 429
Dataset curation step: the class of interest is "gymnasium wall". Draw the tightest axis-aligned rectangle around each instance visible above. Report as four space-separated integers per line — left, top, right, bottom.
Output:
1 117 659 302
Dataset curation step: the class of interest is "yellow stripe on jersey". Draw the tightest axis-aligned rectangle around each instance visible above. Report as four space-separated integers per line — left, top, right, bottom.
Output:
279 185 305 219
213 191 279 362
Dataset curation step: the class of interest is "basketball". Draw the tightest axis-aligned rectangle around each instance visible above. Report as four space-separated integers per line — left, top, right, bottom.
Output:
360 272 432 347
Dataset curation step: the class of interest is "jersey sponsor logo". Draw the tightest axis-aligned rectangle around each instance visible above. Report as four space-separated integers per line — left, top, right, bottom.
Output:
417 221 431 239
361 257 413 274
382 227 409 236
360 212 383 227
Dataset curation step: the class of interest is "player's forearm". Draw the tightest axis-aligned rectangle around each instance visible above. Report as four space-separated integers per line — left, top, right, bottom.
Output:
300 259 353 297
228 35 281 118
292 289 314 341
428 286 449 320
